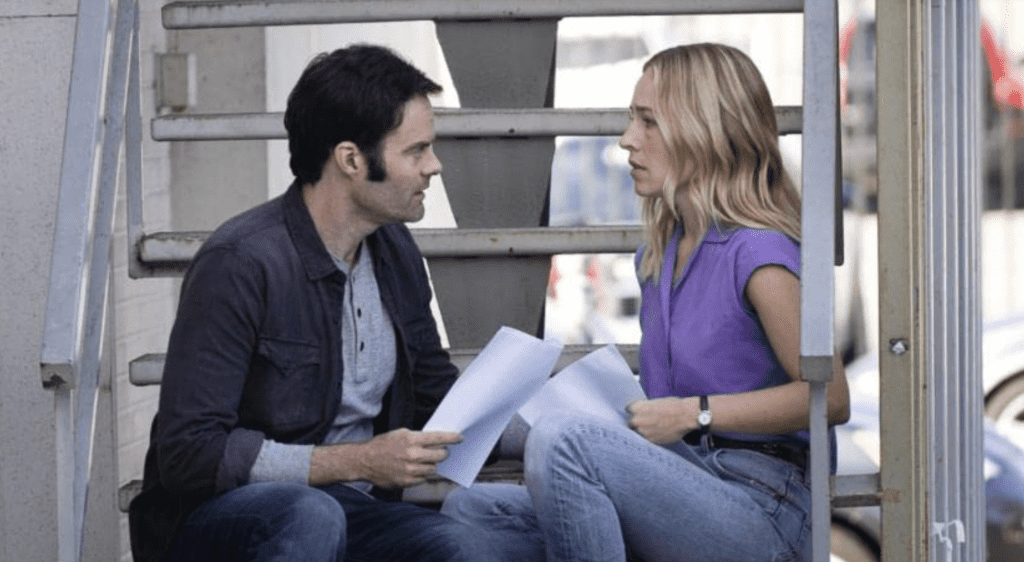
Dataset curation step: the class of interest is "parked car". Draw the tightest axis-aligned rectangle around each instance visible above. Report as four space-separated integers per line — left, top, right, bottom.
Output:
981 313 1024 438
830 316 1024 562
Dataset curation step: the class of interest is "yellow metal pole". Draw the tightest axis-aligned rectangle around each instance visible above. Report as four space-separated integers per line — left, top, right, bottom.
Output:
876 0 930 560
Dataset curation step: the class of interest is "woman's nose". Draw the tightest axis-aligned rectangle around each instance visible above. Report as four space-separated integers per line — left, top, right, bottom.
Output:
619 120 639 150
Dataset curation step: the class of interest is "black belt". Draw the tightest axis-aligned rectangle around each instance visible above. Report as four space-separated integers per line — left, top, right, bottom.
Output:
684 432 808 471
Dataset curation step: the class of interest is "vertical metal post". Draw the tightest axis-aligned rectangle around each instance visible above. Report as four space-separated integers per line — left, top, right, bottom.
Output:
927 4 950 558
127 2 145 279
877 1 983 560
800 1 839 560
965 6 986 558
877 0 930 559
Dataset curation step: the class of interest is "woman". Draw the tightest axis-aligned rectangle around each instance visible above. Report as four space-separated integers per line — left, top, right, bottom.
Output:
442 43 850 562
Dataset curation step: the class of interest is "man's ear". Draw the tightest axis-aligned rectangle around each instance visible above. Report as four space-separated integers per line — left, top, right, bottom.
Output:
332 141 364 179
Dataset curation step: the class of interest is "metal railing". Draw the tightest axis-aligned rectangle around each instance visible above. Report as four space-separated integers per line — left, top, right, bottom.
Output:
800 1 842 559
39 0 140 560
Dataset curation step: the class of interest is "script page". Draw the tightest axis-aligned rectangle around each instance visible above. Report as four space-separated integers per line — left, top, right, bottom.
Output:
422 326 562 487
518 344 646 427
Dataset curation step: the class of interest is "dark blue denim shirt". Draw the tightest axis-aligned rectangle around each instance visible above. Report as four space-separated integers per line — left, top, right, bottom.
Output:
129 181 457 562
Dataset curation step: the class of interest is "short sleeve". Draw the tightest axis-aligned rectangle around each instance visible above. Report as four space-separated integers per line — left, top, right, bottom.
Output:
733 230 800 304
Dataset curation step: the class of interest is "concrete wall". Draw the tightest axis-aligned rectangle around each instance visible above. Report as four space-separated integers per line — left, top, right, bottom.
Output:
169 27 268 231
0 2 86 560
0 2 177 561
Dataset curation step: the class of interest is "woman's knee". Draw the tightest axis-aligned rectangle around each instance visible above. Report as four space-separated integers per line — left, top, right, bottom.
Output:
524 412 617 468
524 413 583 458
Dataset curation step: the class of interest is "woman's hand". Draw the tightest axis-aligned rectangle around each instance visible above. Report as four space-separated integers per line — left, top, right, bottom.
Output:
627 397 698 444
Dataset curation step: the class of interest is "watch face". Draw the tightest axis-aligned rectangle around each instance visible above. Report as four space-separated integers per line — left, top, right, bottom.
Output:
698 411 712 426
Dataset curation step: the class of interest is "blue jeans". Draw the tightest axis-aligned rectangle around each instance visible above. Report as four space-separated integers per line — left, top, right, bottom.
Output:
442 414 811 562
168 481 494 562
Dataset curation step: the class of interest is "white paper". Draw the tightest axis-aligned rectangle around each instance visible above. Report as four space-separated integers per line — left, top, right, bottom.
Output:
518 344 646 427
423 326 562 487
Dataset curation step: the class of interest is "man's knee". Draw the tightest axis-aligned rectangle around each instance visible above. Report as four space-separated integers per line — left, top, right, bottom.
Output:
417 516 495 562
172 483 346 562
252 483 346 552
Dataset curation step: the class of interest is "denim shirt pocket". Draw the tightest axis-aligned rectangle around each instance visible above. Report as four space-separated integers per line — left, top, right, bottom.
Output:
248 336 323 435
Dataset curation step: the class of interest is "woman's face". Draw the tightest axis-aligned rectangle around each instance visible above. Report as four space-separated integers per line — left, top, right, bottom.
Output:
620 69 671 199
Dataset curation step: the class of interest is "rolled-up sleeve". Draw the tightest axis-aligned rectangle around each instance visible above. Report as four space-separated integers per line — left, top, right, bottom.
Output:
156 246 267 495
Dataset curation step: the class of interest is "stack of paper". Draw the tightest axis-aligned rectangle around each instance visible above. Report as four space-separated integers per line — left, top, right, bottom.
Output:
423 327 645 487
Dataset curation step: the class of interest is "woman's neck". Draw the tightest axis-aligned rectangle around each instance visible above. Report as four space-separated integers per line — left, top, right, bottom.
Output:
674 195 706 245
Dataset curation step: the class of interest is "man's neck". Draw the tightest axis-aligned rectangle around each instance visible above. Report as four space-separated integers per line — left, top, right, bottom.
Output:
302 180 376 265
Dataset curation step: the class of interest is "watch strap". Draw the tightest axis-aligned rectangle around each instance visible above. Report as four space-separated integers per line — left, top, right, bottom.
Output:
699 394 710 436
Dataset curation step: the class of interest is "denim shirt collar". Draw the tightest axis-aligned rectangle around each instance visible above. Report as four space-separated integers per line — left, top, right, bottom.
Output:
282 180 365 282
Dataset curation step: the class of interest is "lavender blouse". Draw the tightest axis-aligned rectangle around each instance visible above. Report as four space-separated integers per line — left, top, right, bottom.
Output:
637 223 804 444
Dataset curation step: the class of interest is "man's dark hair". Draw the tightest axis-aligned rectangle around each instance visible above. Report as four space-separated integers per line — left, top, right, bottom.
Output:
284 44 442 184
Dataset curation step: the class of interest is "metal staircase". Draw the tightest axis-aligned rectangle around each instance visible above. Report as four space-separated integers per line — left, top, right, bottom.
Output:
125 3 852 562
45 0 989 560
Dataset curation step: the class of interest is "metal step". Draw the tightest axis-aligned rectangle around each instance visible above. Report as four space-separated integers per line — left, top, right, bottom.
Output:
135 226 644 275
118 459 529 512
130 344 641 387
151 107 803 141
118 470 881 513
162 0 803 29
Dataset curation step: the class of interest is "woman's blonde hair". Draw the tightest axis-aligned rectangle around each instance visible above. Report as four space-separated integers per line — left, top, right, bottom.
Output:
637 43 801 281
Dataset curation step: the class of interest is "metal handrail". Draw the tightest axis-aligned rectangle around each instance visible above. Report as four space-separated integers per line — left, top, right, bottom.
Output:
40 0 139 560
41 0 115 391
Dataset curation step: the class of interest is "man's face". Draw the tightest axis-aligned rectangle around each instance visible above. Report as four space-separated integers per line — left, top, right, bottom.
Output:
352 95 442 225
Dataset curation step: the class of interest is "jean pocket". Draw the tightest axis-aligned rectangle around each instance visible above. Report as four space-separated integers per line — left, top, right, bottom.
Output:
710 449 811 554
712 449 807 509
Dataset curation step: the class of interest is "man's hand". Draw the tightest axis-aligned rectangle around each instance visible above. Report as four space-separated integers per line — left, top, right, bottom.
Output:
309 429 462 488
627 397 696 444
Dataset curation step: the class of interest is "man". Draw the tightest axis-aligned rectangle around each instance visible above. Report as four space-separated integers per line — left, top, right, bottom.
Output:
129 44 490 562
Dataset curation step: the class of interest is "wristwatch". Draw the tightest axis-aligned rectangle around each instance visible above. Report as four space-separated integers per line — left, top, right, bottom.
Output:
697 395 712 435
